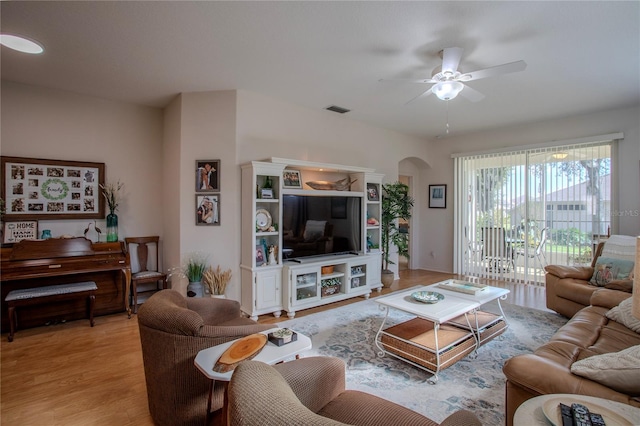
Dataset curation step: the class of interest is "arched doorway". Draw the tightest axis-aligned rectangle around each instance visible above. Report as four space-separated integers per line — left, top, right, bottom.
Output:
398 174 411 270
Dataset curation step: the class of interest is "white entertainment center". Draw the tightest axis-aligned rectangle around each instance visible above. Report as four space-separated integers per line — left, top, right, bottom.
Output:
240 158 383 320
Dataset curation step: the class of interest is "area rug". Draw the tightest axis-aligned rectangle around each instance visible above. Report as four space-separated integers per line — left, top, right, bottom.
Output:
277 295 567 425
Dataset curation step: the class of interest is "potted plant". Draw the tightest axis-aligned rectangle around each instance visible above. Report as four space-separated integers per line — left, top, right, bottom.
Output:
381 182 414 287
182 252 208 297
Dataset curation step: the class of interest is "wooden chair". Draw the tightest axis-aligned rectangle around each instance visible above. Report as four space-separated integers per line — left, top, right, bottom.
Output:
125 236 167 314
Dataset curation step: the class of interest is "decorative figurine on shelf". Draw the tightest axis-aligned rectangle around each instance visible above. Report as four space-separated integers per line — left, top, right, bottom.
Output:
83 220 102 243
367 233 373 251
261 238 269 260
268 245 278 265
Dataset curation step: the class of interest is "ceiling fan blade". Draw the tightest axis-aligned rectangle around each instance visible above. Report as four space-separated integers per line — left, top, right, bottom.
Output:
404 86 434 105
379 78 438 84
459 85 485 102
442 47 464 73
461 60 527 81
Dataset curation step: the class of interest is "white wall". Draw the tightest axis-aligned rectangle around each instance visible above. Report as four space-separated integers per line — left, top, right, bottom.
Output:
235 90 430 176
6 81 633 294
420 105 640 273
1 81 164 241
161 91 241 298
162 94 183 290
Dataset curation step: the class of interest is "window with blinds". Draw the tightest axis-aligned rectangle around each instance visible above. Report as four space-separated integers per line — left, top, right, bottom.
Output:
454 141 613 284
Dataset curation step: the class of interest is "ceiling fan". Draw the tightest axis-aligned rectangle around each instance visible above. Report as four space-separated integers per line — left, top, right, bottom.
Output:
381 47 527 104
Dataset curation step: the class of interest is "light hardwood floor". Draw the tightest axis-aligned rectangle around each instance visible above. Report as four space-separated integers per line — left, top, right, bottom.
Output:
0 270 548 425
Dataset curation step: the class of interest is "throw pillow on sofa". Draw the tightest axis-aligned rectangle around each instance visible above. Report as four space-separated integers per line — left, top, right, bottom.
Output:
589 257 634 286
606 297 640 333
570 345 640 395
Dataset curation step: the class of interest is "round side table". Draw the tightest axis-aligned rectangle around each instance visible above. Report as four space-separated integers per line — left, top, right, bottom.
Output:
514 394 640 425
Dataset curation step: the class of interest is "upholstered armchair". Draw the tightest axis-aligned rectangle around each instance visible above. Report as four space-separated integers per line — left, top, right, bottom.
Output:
137 289 272 426
227 356 482 426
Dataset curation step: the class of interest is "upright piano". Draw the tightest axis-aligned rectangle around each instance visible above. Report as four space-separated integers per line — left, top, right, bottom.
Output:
1 237 131 333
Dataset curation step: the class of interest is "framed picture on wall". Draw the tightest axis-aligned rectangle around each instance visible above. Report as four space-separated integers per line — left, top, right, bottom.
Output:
0 156 105 220
195 159 220 192
429 184 447 208
196 194 220 226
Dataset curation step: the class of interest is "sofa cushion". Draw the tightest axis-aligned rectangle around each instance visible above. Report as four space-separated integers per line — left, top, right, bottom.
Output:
604 279 633 292
570 345 640 395
606 298 640 333
589 257 635 286
545 265 593 280
555 279 600 307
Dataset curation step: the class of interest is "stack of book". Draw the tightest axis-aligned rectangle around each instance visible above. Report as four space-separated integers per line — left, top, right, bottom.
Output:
436 280 487 295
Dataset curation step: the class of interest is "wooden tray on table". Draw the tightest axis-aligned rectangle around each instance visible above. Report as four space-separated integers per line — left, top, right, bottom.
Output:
213 333 267 373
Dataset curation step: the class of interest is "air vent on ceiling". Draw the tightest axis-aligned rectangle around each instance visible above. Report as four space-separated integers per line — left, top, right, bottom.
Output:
325 105 351 114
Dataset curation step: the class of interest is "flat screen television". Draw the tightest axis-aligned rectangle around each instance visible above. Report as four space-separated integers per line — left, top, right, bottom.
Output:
282 194 361 260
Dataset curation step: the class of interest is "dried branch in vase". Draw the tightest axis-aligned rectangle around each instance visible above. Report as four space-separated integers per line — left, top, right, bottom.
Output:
203 265 232 295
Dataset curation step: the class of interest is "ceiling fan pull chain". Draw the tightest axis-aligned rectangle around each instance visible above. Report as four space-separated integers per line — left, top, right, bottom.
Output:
446 100 450 134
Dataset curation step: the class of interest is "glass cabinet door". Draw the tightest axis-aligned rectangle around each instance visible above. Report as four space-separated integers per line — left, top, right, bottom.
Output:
295 271 318 302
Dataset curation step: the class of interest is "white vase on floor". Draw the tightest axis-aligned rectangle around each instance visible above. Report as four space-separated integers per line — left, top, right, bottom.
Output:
211 294 226 299
187 281 204 297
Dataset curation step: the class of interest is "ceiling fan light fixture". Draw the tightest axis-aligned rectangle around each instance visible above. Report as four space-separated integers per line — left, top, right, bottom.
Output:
432 81 464 101
0 34 44 54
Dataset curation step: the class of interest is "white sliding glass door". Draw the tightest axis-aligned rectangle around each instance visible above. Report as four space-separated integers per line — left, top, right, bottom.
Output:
454 141 613 285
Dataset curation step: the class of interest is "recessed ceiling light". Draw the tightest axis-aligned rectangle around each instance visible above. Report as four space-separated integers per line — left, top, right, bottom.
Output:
0 34 44 54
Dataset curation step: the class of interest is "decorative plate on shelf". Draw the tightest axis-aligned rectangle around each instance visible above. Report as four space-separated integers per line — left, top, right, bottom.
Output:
255 209 272 231
411 291 444 304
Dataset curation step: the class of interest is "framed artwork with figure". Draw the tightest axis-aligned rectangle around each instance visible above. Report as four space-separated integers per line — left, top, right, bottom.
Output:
429 184 446 208
196 194 220 226
196 159 220 192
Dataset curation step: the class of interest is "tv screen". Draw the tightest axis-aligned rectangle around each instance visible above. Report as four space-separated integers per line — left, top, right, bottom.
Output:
282 195 361 260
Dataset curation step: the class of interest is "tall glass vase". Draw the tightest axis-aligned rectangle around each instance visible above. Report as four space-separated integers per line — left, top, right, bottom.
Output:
106 212 118 242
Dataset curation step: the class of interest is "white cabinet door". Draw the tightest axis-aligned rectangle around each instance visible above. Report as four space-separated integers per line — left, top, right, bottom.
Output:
255 269 282 311
367 255 382 289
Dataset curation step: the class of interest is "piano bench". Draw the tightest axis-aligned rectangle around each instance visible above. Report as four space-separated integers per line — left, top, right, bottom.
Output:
5 281 98 342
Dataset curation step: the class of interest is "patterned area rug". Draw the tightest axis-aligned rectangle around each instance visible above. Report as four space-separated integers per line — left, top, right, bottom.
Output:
278 294 567 425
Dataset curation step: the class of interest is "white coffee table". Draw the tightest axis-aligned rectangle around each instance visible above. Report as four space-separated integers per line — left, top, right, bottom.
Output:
194 327 312 423
374 282 509 383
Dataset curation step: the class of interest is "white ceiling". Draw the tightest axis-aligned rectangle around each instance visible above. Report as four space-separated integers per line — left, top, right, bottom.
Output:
1 1 639 139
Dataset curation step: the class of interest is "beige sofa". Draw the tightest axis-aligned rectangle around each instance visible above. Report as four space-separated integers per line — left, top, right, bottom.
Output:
503 288 639 426
228 356 482 426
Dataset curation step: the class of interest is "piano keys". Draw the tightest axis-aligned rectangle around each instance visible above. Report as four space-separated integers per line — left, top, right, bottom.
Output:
1 237 131 333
